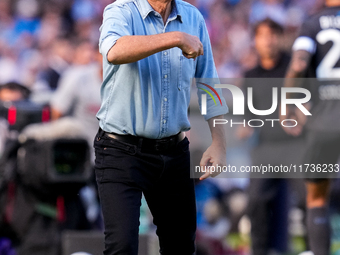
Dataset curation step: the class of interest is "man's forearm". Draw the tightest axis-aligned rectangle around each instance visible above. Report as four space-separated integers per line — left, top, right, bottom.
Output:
208 115 227 150
107 32 182 64
284 50 312 99
199 115 227 180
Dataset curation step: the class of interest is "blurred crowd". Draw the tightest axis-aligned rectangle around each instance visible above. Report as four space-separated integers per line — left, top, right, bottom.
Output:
0 0 324 93
0 0 109 102
193 0 324 77
0 0 333 254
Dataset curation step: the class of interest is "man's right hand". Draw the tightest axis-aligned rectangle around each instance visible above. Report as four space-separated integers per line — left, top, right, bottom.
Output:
178 32 204 59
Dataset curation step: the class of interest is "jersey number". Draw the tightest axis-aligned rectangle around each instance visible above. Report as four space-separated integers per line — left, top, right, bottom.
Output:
316 29 340 78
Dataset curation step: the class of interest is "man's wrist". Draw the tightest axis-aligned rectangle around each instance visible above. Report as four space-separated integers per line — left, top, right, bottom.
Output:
172 31 183 49
211 139 226 150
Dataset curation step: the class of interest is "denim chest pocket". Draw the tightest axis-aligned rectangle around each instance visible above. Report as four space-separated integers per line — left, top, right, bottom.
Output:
178 55 195 91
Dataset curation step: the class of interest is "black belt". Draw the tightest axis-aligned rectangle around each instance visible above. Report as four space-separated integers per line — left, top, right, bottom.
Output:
100 128 185 152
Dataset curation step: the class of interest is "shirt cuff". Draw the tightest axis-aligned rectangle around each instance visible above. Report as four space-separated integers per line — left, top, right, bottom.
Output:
100 36 119 63
292 36 316 54
204 105 229 121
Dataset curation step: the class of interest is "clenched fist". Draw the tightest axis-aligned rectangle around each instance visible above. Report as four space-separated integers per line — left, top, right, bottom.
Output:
178 32 204 59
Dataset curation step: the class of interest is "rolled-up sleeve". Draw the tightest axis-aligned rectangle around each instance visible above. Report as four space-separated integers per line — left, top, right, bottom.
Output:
195 17 229 121
99 4 133 61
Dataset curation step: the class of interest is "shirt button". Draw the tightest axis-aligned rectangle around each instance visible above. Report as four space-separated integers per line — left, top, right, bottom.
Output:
163 120 167 124
164 75 168 79
164 98 168 101
164 52 167 55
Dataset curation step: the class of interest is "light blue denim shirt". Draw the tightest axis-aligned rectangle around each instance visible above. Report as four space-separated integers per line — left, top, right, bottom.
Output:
97 0 228 139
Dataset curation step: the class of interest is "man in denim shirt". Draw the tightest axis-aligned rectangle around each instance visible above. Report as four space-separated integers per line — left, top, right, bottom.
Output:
95 0 228 254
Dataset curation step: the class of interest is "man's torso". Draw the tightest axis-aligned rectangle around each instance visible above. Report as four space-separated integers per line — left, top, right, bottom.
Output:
97 0 204 139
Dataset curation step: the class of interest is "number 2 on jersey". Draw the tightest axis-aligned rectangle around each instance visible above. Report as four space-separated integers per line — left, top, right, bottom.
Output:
316 29 340 78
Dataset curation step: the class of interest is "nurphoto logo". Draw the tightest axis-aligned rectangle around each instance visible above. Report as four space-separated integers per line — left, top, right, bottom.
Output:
198 81 312 128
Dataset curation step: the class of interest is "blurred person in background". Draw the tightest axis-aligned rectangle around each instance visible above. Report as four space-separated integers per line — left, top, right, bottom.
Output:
0 42 18 85
281 0 340 254
31 38 96 104
40 37 73 91
0 82 30 102
196 198 230 255
0 82 30 158
22 40 102 227
237 18 306 255
49 39 101 146
32 37 74 103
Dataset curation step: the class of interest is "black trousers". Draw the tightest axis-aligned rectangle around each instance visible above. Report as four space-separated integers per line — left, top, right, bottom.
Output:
93 130 196 255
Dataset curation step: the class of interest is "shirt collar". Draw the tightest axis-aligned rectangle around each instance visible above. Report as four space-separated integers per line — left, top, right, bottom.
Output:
136 0 182 23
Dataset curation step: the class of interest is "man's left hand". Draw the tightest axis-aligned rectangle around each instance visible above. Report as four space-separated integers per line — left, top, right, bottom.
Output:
199 142 227 180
